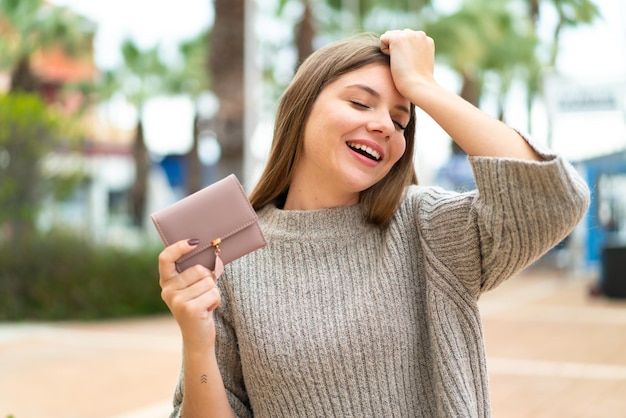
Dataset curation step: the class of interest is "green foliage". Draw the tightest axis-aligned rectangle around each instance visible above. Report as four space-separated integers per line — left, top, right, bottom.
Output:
0 231 167 320
106 39 169 107
322 0 433 31
168 30 211 95
0 93 85 238
0 93 59 149
554 0 601 26
0 94 60 236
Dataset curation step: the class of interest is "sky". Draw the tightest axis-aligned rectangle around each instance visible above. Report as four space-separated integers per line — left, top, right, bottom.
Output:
48 0 626 169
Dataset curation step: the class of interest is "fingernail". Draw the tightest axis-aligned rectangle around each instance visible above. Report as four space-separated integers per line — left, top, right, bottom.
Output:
187 239 200 246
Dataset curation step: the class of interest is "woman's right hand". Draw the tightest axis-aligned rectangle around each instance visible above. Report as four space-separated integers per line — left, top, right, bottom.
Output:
158 239 222 346
379 29 436 107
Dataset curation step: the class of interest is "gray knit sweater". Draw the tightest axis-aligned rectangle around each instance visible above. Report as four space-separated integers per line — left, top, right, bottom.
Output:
170 150 589 417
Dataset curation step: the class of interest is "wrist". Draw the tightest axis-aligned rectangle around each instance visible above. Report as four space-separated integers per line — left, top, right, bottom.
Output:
405 78 443 107
182 332 216 354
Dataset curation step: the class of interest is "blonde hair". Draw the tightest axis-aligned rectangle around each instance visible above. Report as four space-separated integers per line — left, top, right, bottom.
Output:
249 34 417 225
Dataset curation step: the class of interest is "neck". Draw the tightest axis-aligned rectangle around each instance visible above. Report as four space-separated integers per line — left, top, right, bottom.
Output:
283 185 358 210
284 169 359 210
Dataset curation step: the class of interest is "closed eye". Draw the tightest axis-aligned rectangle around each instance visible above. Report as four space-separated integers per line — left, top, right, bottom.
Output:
350 100 406 131
394 121 407 131
349 100 369 109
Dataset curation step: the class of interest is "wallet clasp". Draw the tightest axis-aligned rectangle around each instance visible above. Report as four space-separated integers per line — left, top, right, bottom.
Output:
211 237 222 254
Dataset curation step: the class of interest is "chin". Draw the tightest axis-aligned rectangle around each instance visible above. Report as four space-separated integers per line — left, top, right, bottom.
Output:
340 167 386 191
346 178 379 194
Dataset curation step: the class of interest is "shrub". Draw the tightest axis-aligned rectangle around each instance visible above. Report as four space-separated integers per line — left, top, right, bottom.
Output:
0 93 83 241
0 231 168 320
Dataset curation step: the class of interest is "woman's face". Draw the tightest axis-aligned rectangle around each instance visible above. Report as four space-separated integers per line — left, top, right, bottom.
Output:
288 63 410 209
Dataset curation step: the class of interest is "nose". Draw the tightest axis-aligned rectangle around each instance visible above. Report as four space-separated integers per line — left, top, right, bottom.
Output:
366 111 395 139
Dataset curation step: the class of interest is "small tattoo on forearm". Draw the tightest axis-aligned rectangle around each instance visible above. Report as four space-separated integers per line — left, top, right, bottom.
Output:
200 374 208 384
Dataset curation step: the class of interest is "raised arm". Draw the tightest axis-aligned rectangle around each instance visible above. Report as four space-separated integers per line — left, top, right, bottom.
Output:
380 29 542 162
158 239 236 418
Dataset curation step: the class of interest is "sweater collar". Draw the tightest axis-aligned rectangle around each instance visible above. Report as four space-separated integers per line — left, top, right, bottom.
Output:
257 203 376 241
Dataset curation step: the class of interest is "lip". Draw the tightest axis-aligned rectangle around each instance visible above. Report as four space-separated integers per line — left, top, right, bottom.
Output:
345 139 385 161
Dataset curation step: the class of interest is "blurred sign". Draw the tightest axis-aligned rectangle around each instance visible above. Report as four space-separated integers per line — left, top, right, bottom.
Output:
557 86 618 112
545 78 625 114
545 76 626 161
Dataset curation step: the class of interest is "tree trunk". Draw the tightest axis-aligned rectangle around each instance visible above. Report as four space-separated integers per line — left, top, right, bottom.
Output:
529 0 540 25
9 57 40 94
453 71 482 154
130 119 149 228
296 0 316 67
186 113 203 195
209 0 245 181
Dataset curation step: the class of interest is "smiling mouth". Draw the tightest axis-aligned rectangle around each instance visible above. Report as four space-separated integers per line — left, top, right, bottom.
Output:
347 142 382 161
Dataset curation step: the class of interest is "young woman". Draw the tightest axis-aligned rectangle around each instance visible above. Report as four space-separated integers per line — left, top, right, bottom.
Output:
158 30 590 417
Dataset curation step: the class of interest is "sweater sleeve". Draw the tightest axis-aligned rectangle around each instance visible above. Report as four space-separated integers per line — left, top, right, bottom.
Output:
213 276 253 418
411 138 590 298
471 150 590 291
168 273 252 418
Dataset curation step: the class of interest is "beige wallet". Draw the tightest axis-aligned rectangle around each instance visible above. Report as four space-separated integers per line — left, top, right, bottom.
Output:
151 174 266 274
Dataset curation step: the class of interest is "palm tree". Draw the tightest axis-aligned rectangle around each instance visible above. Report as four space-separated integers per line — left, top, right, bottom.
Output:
102 39 168 228
296 0 315 65
425 0 599 152
483 24 538 122
423 1 540 154
537 0 600 66
209 0 245 181
523 0 600 137
426 2 512 105
168 30 212 195
327 0 433 34
0 0 93 93
274 0 433 73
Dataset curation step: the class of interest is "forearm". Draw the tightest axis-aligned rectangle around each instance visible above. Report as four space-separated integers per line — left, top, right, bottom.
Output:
180 343 236 418
411 81 542 161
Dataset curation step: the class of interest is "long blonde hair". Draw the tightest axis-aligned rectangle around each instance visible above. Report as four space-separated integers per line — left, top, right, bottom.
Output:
249 34 417 225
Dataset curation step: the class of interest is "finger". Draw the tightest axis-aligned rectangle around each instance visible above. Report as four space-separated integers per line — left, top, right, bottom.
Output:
381 28 410 39
161 267 219 312
176 264 216 289
166 274 217 306
161 263 215 295
167 282 221 318
192 284 221 312
379 31 394 54
158 239 201 280
380 29 408 55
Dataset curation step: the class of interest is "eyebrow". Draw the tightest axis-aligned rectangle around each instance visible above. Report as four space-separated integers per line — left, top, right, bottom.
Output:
346 84 411 116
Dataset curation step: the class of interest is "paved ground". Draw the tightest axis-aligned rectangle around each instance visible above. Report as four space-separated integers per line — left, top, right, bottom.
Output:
1 266 625 418
481 267 626 418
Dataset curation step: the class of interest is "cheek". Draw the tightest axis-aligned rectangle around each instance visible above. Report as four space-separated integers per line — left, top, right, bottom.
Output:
389 135 407 164
301 117 330 164
303 109 349 151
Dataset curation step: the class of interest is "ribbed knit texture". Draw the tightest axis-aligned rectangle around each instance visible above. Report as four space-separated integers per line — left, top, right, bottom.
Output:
170 150 590 418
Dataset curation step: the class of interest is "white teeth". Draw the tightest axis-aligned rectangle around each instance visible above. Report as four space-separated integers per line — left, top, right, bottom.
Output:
347 142 381 160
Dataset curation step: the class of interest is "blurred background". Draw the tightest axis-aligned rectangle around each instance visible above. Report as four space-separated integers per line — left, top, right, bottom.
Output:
1 0 625 417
